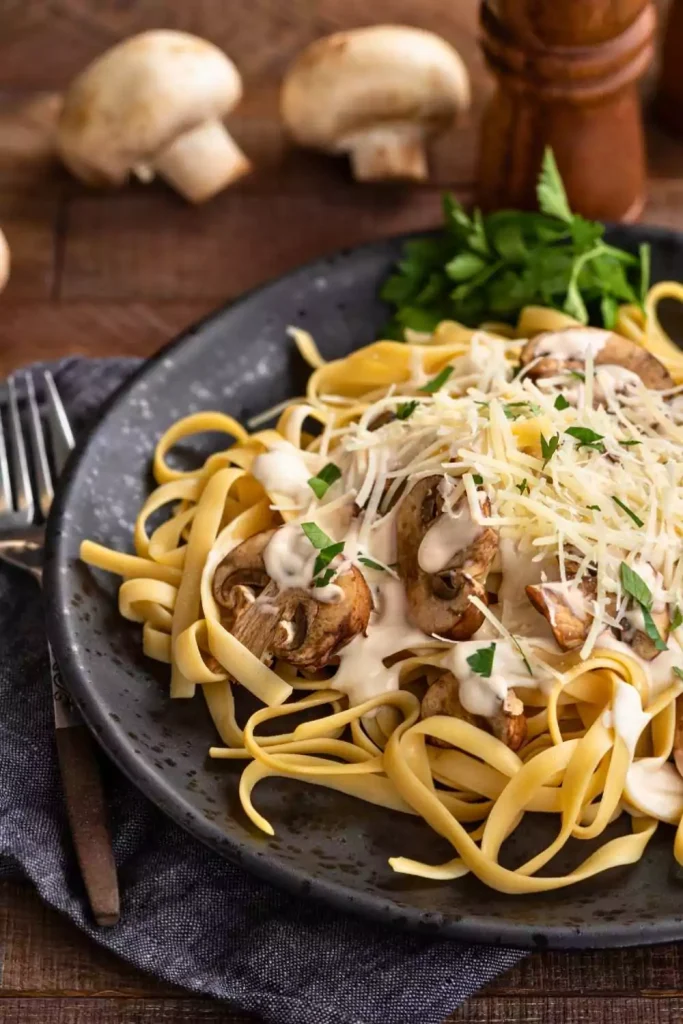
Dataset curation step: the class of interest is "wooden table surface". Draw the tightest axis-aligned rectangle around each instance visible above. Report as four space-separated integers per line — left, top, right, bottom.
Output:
4 1 683 1022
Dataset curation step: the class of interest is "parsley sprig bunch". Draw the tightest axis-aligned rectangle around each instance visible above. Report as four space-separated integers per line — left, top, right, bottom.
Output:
381 149 650 335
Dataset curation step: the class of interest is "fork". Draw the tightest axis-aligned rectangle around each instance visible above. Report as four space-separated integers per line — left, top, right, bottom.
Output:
0 371 120 927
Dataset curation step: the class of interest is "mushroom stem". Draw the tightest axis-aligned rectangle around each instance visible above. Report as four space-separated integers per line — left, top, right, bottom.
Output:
153 119 251 203
346 125 428 182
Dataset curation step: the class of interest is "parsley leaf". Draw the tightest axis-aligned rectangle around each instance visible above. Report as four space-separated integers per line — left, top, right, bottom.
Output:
308 462 342 499
396 400 419 420
301 523 333 550
641 606 668 652
619 439 642 447
517 479 530 495
587 504 601 511
358 556 386 572
565 426 605 453
619 563 653 607
612 497 644 528
672 606 683 631
419 366 453 394
554 394 570 410
380 148 649 335
568 370 586 382
473 474 484 485
466 643 496 678
619 563 667 650
313 568 336 588
540 432 560 467
312 541 344 577
537 147 573 224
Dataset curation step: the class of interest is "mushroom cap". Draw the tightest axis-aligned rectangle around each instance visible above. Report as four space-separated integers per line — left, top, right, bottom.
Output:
0 228 9 294
58 30 243 186
212 527 372 672
281 25 470 152
396 474 498 640
520 328 674 390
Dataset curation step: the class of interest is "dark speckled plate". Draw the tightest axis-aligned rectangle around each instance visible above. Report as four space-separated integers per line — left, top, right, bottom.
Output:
44 224 683 949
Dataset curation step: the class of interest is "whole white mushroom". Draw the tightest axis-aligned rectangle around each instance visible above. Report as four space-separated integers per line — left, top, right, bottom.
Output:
58 30 251 203
0 229 10 294
281 26 470 182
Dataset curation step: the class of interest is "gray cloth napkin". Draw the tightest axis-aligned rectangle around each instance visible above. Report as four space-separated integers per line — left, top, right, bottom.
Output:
0 357 525 1024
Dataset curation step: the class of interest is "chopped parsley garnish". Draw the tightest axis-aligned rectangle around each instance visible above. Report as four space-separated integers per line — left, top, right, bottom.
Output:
540 432 560 467
301 522 345 582
554 394 570 411
504 401 541 420
358 556 386 572
312 541 344 577
612 497 644 528
641 607 668 652
619 562 667 652
473 474 484 485
619 439 642 447
517 479 530 495
396 400 419 420
466 643 496 678
565 426 605 453
419 366 453 394
586 504 601 511
568 370 586 382
314 568 336 588
308 462 341 499
672 606 683 631
301 523 333 549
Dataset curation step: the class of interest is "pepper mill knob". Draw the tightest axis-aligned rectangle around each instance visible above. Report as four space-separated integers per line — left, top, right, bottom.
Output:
476 0 656 222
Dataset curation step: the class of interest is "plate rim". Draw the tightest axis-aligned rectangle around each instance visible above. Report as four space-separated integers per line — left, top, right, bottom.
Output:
44 224 683 950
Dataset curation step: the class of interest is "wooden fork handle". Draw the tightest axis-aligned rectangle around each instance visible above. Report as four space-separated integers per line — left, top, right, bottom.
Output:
50 650 120 927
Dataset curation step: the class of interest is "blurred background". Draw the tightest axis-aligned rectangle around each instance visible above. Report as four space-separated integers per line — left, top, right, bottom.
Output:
0 0 681 370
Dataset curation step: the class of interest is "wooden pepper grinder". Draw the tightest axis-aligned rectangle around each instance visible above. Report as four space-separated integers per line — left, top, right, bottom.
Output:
476 0 656 222
655 0 683 136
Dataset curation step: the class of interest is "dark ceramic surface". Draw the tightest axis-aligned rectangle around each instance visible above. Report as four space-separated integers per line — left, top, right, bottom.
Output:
45 225 683 949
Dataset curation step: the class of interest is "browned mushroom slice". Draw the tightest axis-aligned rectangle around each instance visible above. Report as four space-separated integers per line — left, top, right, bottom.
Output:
421 671 526 751
396 475 498 640
212 528 372 673
490 691 527 751
520 328 673 390
627 607 671 662
674 695 683 780
213 529 274 631
525 576 597 651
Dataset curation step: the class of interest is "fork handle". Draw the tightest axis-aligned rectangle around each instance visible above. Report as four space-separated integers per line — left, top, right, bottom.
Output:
54 726 121 926
50 650 120 927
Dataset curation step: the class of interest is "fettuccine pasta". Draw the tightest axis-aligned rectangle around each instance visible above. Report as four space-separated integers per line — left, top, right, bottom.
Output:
81 285 683 895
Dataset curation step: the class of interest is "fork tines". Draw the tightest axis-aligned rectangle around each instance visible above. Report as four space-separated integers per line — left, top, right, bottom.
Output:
0 372 75 527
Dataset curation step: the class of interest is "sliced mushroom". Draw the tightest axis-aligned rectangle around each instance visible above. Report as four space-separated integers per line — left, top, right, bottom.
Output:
525 576 597 651
396 475 498 640
421 671 526 751
520 328 673 390
212 528 372 672
626 606 671 662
